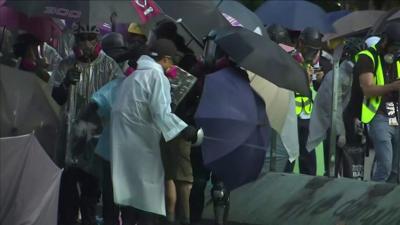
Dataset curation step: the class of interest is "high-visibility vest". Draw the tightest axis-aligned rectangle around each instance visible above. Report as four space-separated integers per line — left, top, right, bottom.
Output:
355 45 400 124
295 93 313 116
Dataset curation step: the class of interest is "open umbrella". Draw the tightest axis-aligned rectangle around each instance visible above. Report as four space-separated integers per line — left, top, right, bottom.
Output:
255 0 334 33
0 65 61 160
323 10 386 41
4 0 141 25
0 134 62 225
212 26 310 96
215 0 267 36
368 8 400 35
326 10 350 24
195 67 270 190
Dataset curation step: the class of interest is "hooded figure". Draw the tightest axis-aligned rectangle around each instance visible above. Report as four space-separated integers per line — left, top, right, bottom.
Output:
110 39 199 222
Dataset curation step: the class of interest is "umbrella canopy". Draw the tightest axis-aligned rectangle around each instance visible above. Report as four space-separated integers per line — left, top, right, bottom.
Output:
195 67 270 190
0 65 61 160
368 8 400 35
326 10 350 24
0 134 62 225
213 26 310 96
255 0 334 33
323 10 386 41
0 5 28 28
4 0 141 25
215 0 266 36
155 0 230 40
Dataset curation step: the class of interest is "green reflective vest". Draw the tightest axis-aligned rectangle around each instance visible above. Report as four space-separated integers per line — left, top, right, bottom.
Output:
295 94 313 116
355 45 400 124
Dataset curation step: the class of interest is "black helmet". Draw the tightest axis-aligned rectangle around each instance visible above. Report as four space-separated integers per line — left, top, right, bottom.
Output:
266 24 291 44
101 32 128 62
343 38 366 61
299 27 322 49
382 22 400 46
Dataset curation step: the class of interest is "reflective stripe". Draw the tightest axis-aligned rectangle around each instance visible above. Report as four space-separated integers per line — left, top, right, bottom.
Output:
295 96 313 116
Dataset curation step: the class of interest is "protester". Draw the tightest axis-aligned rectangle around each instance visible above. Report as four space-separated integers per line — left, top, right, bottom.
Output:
110 39 200 225
152 19 200 225
355 22 400 183
13 33 62 82
0 27 18 67
266 24 292 46
51 23 123 225
287 27 324 175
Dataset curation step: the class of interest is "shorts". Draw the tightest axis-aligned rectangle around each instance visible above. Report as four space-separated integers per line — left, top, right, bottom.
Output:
161 137 193 183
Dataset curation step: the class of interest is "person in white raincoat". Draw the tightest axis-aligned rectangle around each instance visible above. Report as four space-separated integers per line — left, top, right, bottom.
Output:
111 39 200 224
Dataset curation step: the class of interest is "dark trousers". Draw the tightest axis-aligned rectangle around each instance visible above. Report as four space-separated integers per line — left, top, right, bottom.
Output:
102 160 119 225
189 147 211 223
58 167 100 225
297 119 316 175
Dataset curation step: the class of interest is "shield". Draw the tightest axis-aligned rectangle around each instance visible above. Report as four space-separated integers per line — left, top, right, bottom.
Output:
195 67 270 190
213 26 310 96
0 65 61 160
0 134 62 225
255 0 334 33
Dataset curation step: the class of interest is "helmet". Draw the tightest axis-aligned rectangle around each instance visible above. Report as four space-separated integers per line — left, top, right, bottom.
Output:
73 23 100 35
266 24 291 44
101 32 128 62
299 27 322 49
343 38 366 61
382 22 400 46
128 22 145 36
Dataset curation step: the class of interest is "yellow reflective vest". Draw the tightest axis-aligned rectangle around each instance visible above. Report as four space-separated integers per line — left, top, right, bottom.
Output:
355 45 400 124
295 93 313 116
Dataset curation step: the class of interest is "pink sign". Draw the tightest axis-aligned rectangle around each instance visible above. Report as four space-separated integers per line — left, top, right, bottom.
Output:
131 0 161 23
222 13 243 27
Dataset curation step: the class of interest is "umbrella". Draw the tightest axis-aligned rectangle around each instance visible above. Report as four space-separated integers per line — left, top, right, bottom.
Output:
214 0 267 36
255 0 334 33
195 67 270 190
247 71 299 163
0 65 61 160
154 0 231 44
4 0 141 25
323 10 387 41
0 134 62 225
368 8 400 35
0 5 28 29
213 26 310 96
326 10 350 24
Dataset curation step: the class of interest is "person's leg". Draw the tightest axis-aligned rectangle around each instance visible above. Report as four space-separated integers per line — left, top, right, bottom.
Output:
298 119 317 175
78 169 101 225
387 125 399 183
369 114 394 182
58 167 80 225
121 206 139 225
137 209 156 225
189 147 211 224
102 160 120 225
165 179 177 224
211 176 230 225
176 181 192 225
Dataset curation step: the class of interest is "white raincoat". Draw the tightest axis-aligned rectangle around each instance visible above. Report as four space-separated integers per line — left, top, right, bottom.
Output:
111 55 187 215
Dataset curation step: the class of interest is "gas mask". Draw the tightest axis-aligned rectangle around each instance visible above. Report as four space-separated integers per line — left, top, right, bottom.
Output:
165 65 178 78
383 44 400 64
74 33 101 62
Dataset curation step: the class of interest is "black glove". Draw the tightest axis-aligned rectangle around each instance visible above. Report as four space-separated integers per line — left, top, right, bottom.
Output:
63 66 81 86
180 126 198 143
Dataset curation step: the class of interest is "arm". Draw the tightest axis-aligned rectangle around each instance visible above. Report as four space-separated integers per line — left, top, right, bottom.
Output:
359 72 400 98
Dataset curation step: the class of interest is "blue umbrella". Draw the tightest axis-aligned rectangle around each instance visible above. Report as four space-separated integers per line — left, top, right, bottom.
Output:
195 67 271 190
326 10 350 24
255 0 334 33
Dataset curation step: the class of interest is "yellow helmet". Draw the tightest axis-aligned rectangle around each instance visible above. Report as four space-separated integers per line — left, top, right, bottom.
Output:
128 23 145 36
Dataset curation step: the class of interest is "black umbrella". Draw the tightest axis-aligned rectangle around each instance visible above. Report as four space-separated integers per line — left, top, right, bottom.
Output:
4 0 140 25
155 0 230 43
215 0 267 36
213 26 310 96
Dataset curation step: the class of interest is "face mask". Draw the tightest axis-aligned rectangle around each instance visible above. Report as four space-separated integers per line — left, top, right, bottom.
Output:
302 48 319 63
165 65 178 79
20 58 37 71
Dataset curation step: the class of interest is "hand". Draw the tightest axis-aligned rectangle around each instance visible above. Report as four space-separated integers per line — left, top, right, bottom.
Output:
389 79 400 91
180 126 198 143
64 65 81 86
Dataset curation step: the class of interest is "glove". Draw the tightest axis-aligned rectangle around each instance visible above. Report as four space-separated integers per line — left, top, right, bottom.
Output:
63 65 81 86
180 126 198 143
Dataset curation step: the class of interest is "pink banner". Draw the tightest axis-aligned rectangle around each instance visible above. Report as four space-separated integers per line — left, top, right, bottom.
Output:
131 0 161 23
